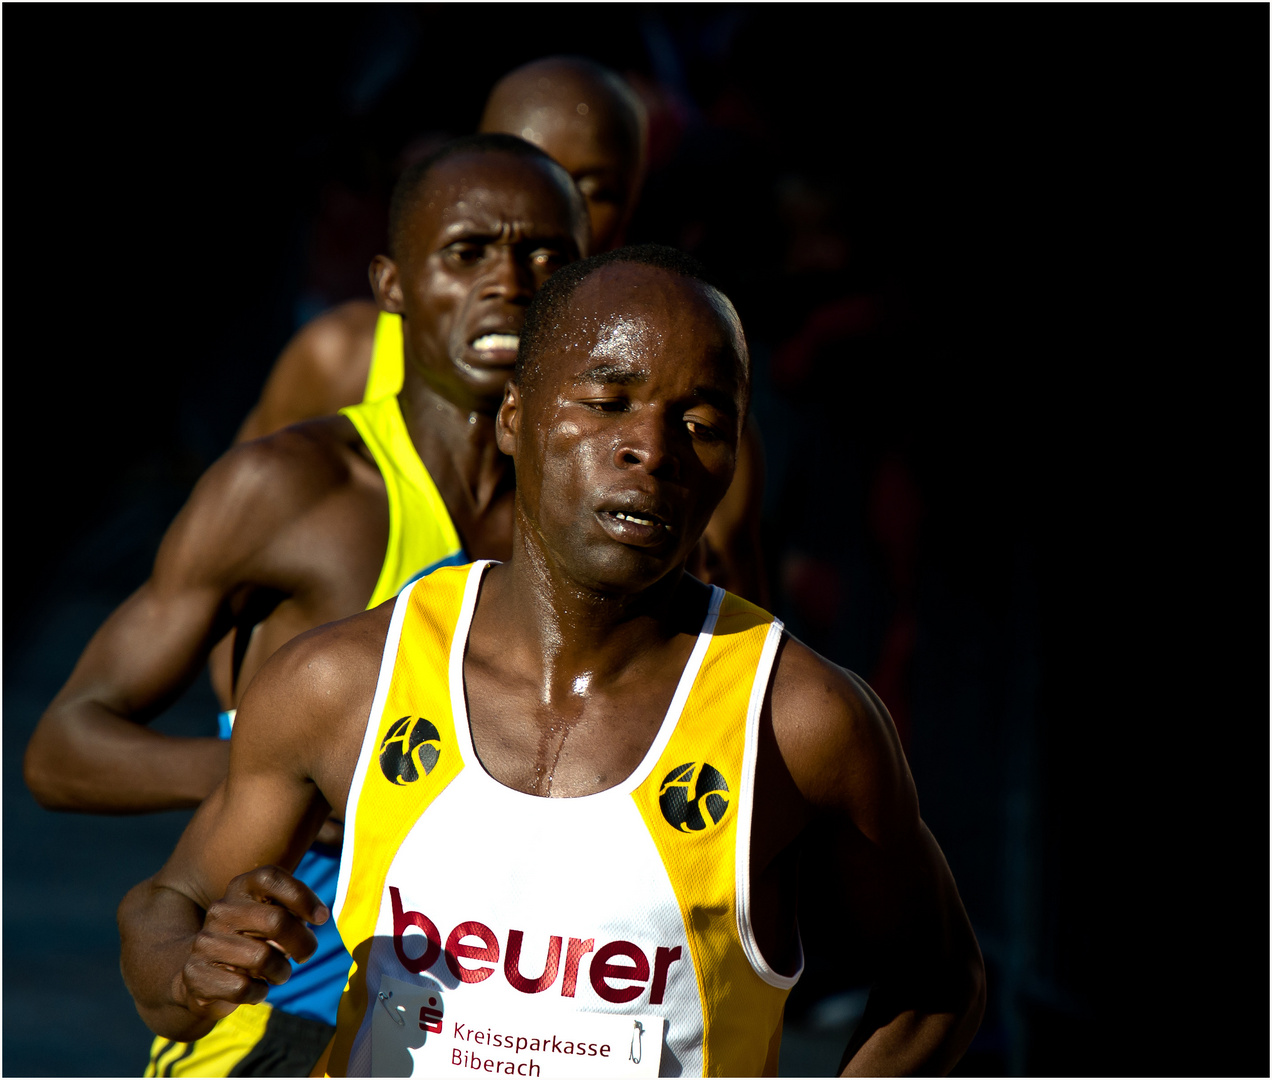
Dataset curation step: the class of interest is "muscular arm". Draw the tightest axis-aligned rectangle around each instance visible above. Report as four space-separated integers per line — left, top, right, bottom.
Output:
695 416 769 606
23 575 233 812
770 644 985 1075
118 611 379 1040
23 429 339 813
235 299 379 443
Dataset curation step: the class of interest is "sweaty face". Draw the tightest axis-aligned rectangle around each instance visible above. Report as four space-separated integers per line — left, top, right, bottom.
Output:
394 152 587 413
522 108 640 254
501 264 748 594
480 82 642 254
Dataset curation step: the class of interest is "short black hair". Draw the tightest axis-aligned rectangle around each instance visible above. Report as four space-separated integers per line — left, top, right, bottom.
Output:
386 133 579 259
516 243 745 397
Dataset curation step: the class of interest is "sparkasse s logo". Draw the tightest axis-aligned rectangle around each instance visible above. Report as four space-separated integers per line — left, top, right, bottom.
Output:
657 761 730 832
380 716 442 784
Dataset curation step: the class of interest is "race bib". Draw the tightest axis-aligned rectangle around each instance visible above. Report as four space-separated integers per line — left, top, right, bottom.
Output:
372 975 664 1077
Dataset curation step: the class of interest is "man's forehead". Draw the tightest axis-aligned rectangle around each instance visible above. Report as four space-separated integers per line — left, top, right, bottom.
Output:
550 264 747 383
591 314 662 361
488 66 626 129
571 264 740 345
416 153 573 229
512 106 630 165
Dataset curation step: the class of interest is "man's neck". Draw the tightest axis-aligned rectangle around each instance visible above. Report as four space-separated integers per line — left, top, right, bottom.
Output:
395 378 510 517
479 542 709 706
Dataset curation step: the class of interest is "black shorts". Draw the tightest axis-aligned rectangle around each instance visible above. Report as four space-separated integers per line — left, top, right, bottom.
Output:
146 1002 335 1078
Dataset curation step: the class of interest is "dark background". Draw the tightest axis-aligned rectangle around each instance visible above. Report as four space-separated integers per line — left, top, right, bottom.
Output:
3 5 1267 1077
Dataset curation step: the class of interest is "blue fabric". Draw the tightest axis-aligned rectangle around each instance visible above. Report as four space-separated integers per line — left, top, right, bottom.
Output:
261 845 348 1023
216 714 347 1024
400 548 469 591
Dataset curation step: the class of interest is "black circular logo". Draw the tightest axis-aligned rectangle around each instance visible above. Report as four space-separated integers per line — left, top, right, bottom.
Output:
658 761 730 832
379 716 442 785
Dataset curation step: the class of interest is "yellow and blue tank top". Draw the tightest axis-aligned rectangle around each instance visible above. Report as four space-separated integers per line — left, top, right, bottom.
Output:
339 392 469 606
364 311 405 405
327 561 802 1077
222 392 467 1026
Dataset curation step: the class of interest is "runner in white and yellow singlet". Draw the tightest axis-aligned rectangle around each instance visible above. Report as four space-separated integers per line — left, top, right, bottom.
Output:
118 246 985 1077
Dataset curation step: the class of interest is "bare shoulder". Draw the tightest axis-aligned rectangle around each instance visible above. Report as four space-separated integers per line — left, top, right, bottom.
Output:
238 411 366 472
291 299 379 369
163 416 370 580
190 416 365 526
235 598 392 731
768 634 918 841
237 300 380 441
228 600 395 812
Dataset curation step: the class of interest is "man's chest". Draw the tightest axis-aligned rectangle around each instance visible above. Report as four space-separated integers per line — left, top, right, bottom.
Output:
463 680 677 799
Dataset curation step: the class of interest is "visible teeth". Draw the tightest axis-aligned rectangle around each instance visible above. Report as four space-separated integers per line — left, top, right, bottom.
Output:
614 512 657 526
471 333 519 351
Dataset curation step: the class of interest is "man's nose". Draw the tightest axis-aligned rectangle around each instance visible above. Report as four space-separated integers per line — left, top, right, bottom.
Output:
614 409 680 480
480 247 534 303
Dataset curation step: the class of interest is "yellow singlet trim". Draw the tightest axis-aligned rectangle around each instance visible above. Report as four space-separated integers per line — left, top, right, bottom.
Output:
327 567 471 1077
339 395 463 611
631 592 791 1076
364 311 405 403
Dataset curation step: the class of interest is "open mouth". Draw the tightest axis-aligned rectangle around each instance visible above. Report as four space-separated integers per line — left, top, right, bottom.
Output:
471 333 520 353
461 332 521 372
610 510 664 528
598 506 675 547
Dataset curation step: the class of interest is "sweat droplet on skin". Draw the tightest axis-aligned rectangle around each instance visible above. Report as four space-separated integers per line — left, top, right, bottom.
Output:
593 316 661 360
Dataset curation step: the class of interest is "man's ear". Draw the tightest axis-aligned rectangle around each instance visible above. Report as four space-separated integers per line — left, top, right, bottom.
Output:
496 381 521 456
369 255 405 313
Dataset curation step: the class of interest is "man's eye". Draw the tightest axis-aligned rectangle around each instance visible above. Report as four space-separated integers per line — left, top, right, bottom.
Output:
531 248 569 268
686 419 721 441
581 397 627 412
444 243 485 264
575 176 620 205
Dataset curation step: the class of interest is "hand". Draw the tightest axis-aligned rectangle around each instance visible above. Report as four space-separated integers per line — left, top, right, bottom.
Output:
179 865 330 1019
